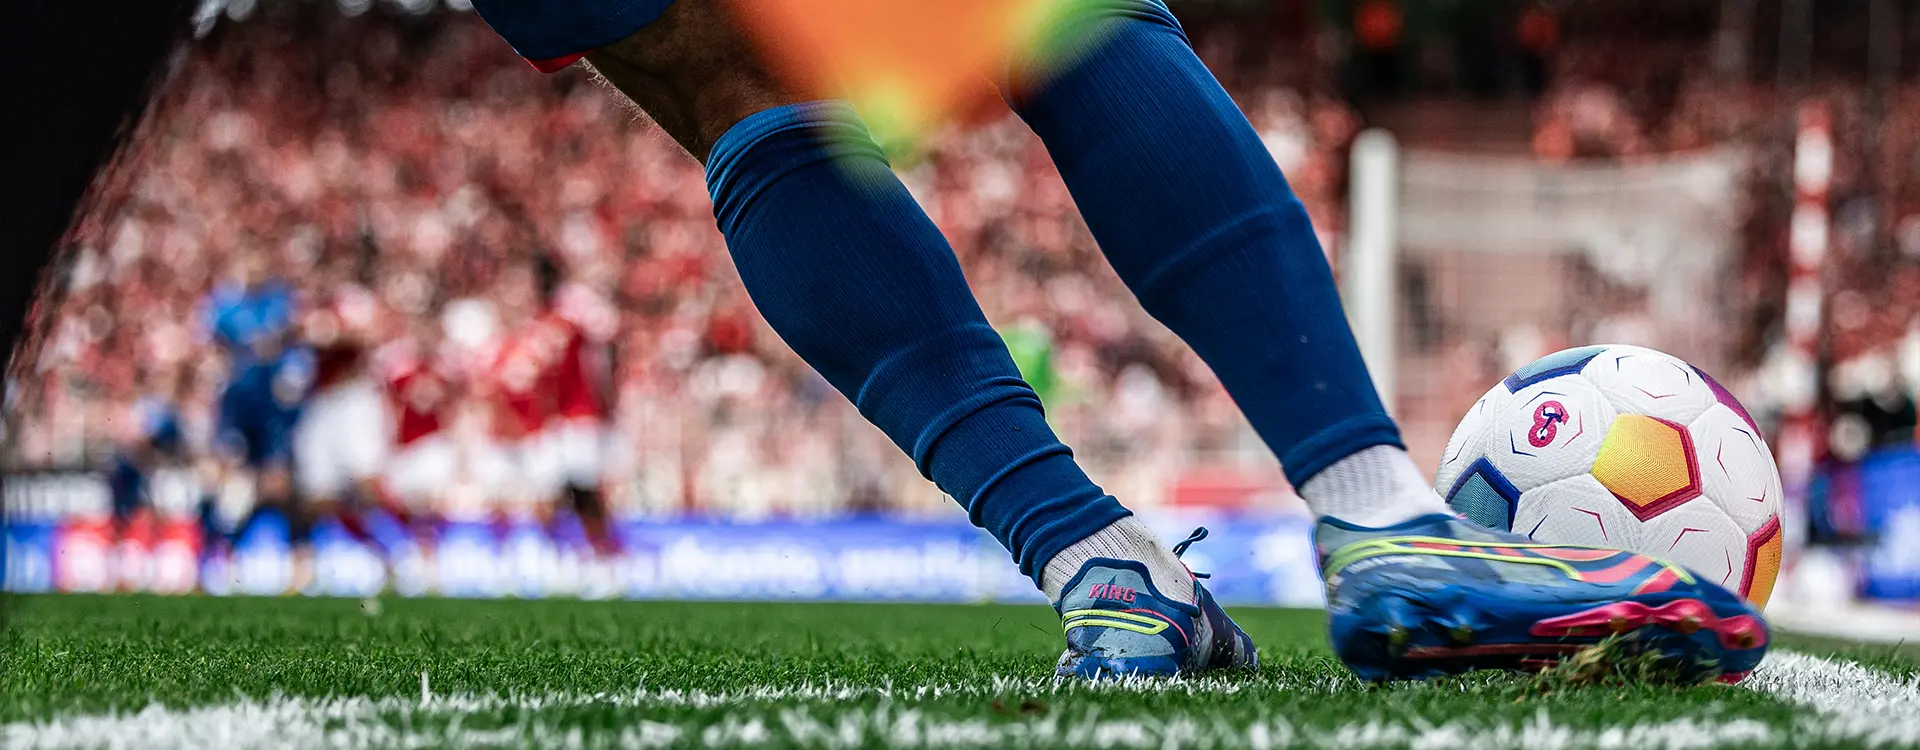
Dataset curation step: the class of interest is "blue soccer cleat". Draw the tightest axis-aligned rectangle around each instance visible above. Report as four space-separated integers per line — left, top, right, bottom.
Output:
1317 513 1769 683
1053 528 1259 679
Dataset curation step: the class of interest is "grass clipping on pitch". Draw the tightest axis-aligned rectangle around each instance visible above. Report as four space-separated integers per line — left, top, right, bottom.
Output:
1529 635 1706 693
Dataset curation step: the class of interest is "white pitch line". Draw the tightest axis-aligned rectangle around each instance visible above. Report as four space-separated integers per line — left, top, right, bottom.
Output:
0 677 1327 750
1741 650 1920 746
0 695 1786 750
7 651 1920 749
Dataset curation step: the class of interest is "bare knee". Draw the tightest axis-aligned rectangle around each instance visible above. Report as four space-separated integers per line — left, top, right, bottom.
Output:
584 0 800 163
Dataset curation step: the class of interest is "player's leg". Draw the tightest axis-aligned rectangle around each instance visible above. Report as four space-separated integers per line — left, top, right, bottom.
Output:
284 403 339 594
106 455 152 592
107 454 147 546
559 419 619 556
522 428 575 547
1004 0 1765 681
387 435 455 554
1004 0 1433 529
256 460 306 593
335 380 408 564
471 0 1250 676
580 0 1142 584
192 455 228 575
291 390 370 575
584 3 1138 581
291 392 340 529
221 392 300 558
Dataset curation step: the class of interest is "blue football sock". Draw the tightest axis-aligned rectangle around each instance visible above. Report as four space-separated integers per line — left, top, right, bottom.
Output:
1006 0 1401 487
705 101 1128 581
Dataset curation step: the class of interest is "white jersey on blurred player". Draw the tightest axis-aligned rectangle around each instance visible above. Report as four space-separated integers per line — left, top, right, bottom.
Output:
293 282 393 503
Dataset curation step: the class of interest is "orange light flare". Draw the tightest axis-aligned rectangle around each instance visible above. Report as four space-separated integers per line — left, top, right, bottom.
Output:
725 0 1063 152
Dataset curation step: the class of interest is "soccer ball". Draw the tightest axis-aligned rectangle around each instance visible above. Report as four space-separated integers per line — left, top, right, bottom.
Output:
1435 344 1785 608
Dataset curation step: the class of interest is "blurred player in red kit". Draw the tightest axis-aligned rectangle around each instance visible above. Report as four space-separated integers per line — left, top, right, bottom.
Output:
378 317 459 540
485 257 621 556
486 262 558 504
536 257 622 556
290 242 400 587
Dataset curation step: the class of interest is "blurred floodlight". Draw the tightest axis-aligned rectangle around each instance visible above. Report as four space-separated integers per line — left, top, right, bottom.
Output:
193 0 225 37
391 0 436 16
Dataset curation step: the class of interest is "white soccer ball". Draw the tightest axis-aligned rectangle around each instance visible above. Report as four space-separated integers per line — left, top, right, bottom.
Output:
1435 344 1785 608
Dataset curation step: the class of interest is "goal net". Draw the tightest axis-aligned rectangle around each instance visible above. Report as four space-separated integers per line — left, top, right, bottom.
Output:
1344 135 1750 475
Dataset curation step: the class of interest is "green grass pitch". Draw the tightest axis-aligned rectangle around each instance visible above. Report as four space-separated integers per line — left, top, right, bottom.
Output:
3 594 1917 748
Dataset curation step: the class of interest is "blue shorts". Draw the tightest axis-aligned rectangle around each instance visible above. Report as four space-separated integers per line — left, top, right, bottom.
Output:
218 369 300 469
108 456 149 520
471 0 677 72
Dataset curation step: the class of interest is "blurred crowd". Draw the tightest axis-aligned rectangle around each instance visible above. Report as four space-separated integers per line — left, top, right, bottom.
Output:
16 1 1920 526
10 4 1349 519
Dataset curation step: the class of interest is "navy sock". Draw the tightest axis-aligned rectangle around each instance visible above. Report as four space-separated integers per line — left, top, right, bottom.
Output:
1006 0 1402 487
705 101 1128 581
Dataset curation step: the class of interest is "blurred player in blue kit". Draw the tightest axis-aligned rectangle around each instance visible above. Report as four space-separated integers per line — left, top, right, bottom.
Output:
107 370 233 579
107 386 191 532
201 250 311 559
466 0 1769 680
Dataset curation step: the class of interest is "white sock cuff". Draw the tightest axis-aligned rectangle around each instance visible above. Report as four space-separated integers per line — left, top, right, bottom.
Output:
1039 516 1196 605
1296 444 1450 528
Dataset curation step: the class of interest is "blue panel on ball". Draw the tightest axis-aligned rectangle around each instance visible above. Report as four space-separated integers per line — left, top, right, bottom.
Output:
1445 458 1522 532
1502 345 1609 393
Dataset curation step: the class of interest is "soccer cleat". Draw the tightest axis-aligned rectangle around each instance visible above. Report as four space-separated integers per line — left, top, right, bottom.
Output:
1053 528 1259 679
1317 513 1768 682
